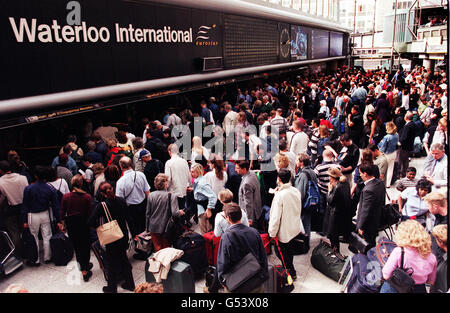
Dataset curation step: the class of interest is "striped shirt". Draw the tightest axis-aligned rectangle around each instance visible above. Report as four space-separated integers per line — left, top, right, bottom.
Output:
314 161 339 195
307 128 320 156
395 177 419 192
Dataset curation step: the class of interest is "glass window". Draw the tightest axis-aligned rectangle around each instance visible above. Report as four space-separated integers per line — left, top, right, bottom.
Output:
282 0 292 7
323 0 329 18
431 30 440 37
301 0 308 12
310 0 317 15
441 29 447 39
293 0 301 10
317 0 323 16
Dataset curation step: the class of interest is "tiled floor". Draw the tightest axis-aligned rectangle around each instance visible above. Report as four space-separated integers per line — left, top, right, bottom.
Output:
0 157 425 293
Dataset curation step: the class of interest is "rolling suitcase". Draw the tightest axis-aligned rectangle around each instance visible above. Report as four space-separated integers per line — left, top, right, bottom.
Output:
310 239 346 282
91 240 126 283
22 228 38 264
91 240 109 281
173 231 208 278
288 233 310 255
145 258 195 293
50 232 74 266
203 231 221 265
264 265 277 293
346 253 381 293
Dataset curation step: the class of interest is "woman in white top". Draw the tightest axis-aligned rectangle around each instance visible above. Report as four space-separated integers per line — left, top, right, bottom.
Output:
191 136 210 166
47 167 70 195
204 155 228 196
213 189 249 237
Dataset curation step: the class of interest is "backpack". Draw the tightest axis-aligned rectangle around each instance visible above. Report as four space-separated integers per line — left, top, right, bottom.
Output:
303 170 320 209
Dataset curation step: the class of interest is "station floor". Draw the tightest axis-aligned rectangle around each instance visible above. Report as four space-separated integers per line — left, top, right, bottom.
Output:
0 157 427 293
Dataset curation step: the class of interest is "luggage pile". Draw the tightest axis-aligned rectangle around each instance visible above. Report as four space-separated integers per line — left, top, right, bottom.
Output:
340 237 397 293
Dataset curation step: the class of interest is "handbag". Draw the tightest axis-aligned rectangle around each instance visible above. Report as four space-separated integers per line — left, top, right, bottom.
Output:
349 231 370 254
387 247 415 293
163 193 184 243
221 231 266 293
96 202 124 246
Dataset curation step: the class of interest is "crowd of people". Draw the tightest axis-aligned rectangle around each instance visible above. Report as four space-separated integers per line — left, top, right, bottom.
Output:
0 64 448 293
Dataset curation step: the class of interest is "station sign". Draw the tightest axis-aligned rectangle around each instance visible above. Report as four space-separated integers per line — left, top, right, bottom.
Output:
1 0 223 101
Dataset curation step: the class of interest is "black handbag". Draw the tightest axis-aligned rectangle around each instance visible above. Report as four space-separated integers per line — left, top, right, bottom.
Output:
221 231 266 293
387 247 415 293
163 193 184 243
349 231 370 254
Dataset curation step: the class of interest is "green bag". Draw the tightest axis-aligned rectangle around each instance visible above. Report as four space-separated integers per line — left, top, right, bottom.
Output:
310 240 346 282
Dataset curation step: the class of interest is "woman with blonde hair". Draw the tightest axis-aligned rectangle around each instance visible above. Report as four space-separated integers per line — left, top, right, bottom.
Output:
187 163 217 234
191 136 210 168
322 167 352 252
380 220 437 293
378 121 399 187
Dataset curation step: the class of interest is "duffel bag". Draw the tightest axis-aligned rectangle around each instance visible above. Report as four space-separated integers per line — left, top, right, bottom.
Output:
310 239 346 282
173 231 208 278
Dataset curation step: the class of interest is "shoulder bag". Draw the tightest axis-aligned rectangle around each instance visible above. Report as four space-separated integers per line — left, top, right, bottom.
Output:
163 193 184 243
387 247 415 293
96 201 124 246
221 231 266 293
124 171 137 200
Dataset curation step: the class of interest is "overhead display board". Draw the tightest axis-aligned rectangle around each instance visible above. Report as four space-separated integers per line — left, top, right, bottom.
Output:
311 29 329 59
330 32 344 57
223 14 278 69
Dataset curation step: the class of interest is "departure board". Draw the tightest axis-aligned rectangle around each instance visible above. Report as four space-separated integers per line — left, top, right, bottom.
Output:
223 14 279 69
330 32 343 57
311 29 329 59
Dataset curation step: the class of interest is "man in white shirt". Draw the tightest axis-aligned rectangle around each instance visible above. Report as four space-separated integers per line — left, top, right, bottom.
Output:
166 110 182 129
164 144 191 211
115 156 150 258
269 169 304 280
0 160 29 257
424 143 447 193
288 120 309 155
222 104 238 137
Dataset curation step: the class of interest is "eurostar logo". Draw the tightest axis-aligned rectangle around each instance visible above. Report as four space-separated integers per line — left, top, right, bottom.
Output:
195 24 218 46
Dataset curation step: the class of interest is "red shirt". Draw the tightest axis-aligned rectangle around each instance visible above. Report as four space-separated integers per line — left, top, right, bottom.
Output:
320 119 334 129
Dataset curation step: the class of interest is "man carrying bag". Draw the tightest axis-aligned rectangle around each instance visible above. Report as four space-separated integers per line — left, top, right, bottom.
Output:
217 203 268 293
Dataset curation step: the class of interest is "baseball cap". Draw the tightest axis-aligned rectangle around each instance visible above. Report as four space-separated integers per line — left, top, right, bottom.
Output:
139 149 151 160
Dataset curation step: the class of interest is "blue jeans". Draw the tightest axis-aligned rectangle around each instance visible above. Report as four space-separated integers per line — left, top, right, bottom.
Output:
380 281 398 293
301 206 313 237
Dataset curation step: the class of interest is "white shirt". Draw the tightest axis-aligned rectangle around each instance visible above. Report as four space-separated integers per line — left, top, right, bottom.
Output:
223 111 239 136
0 173 29 206
164 154 191 198
166 114 182 128
48 178 70 195
289 131 309 155
115 169 150 205
268 183 304 243
204 171 228 196
214 210 249 237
